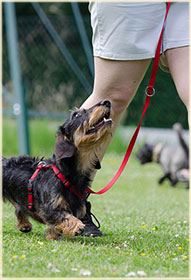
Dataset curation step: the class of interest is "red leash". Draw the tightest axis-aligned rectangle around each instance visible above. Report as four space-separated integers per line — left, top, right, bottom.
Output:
27 3 171 209
87 2 171 196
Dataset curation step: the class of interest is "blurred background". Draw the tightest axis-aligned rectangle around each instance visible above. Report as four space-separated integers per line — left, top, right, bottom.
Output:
2 2 188 157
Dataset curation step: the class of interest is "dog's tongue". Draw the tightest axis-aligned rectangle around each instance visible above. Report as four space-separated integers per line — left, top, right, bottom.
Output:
95 120 104 128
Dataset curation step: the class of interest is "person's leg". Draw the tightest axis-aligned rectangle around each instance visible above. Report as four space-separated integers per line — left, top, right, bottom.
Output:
80 57 151 236
81 57 151 175
81 1 165 237
162 1 189 113
82 56 151 136
165 46 189 113
84 1 165 161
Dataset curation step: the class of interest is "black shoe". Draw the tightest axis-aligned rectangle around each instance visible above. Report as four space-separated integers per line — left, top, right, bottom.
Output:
80 201 103 237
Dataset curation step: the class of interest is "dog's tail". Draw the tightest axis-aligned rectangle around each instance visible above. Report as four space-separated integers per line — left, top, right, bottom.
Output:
2 157 14 202
173 123 189 157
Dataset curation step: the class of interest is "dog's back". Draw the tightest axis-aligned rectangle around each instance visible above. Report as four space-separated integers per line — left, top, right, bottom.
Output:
3 156 38 203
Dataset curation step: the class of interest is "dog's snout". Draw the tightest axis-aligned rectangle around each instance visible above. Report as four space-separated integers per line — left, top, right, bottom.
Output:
100 100 111 108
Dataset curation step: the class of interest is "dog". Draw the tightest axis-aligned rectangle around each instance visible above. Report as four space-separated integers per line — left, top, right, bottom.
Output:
136 123 189 187
3 100 113 239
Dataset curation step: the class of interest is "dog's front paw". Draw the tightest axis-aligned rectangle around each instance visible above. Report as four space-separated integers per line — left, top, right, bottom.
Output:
75 222 85 236
56 215 85 237
16 222 33 233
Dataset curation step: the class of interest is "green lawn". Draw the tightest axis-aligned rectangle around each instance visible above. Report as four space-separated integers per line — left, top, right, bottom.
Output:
2 118 189 277
3 118 127 157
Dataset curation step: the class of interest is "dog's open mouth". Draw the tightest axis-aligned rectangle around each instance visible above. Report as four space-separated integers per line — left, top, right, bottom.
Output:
86 111 112 135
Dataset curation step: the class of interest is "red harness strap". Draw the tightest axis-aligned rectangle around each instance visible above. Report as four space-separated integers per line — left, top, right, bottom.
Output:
86 2 171 196
27 162 51 210
27 162 84 213
51 164 85 200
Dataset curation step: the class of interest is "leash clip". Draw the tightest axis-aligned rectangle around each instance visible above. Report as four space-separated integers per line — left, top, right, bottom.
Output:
38 161 48 168
145 86 155 97
28 179 33 189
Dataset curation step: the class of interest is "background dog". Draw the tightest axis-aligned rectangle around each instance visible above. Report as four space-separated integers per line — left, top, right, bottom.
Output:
3 100 113 239
136 123 189 187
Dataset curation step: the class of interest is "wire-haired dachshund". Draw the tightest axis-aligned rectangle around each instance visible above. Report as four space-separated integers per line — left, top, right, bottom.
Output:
3 100 113 239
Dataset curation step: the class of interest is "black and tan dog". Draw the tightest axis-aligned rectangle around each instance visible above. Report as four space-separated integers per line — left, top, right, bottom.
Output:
136 123 189 187
3 100 113 239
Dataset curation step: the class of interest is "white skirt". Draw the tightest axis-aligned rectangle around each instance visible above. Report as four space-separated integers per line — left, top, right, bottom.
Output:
89 2 189 60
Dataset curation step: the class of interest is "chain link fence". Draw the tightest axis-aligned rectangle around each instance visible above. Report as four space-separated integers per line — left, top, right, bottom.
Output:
3 3 93 116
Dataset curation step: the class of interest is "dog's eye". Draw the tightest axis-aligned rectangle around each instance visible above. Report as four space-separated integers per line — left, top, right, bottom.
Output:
72 112 81 118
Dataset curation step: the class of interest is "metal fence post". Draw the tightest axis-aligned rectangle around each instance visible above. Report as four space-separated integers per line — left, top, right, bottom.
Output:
4 2 30 155
71 2 94 77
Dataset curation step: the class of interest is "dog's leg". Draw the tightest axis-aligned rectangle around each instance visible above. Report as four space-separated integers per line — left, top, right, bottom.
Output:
41 199 85 239
170 170 179 187
158 173 170 185
170 176 178 187
15 206 33 233
54 214 85 238
45 226 63 240
45 215 85 240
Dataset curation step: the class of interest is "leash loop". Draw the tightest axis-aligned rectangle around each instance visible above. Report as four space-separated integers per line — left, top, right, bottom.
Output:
145 86 155 97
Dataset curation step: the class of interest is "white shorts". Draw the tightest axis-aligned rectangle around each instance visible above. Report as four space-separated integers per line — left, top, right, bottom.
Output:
89 2 189 60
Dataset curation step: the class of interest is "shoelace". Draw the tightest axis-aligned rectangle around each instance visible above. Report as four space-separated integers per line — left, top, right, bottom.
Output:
83 211 101 229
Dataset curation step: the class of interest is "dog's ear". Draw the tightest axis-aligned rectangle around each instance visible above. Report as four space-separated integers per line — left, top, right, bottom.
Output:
54 134 76 161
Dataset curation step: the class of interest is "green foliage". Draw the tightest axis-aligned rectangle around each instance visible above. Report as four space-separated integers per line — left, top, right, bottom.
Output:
3 155 189 277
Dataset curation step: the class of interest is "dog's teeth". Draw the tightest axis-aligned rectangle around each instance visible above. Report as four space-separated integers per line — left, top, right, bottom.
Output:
104 118 112 123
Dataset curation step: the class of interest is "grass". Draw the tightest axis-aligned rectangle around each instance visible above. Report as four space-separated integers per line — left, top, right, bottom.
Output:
2 118 189 277
3 118 61 157
3 117 128 157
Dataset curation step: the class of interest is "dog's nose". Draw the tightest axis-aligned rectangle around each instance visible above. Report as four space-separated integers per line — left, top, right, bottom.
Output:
100 100 111 108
